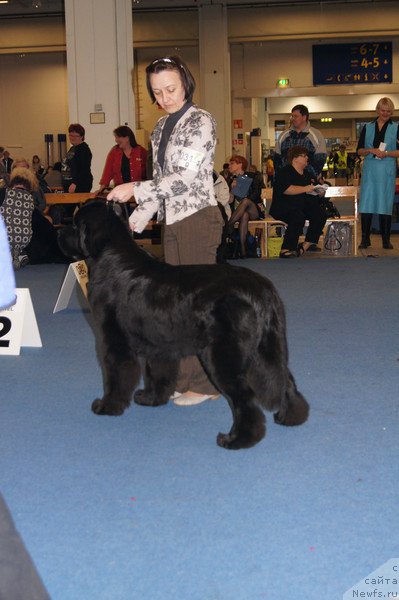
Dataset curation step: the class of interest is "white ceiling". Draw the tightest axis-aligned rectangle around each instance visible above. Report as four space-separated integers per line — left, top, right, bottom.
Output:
0 0 393 19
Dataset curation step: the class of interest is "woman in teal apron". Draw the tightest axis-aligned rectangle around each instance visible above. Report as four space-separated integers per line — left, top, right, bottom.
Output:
357 97 399 249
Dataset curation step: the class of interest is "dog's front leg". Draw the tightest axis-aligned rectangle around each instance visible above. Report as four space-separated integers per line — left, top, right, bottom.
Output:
92 353 141 416
134 357 179 407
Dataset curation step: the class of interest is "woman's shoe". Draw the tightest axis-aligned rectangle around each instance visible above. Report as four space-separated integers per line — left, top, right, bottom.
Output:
307 243 321 252
296 243 306 256
279 250 297 258
358 238 371 249
173 391 220 406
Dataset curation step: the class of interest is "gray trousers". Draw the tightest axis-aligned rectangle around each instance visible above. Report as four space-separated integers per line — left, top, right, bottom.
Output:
163 205 223 394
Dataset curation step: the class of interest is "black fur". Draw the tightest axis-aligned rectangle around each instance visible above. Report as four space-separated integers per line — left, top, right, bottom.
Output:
58 201 309 450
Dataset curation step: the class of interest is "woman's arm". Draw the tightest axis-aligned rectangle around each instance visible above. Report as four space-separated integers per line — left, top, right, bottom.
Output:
284 184 315 195
109 109 216 232
99 147 116 188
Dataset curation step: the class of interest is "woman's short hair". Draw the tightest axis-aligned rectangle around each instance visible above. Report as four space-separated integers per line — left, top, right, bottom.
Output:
376 97 395 113
113 126 137 148
68 123 85 139
10 167 38 193
287 146 309 163
145 55 196 104
229 155 248 172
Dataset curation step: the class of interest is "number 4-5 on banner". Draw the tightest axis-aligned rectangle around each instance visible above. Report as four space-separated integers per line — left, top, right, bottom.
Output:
0 289 42 356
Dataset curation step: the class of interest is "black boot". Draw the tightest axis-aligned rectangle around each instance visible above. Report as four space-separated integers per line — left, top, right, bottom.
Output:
358 213 372 249
379 214 393 249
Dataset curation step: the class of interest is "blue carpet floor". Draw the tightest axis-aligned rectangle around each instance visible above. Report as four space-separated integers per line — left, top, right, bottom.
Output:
1 256 398 600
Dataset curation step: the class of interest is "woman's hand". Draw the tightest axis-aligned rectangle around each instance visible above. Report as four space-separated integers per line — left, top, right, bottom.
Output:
374 148 387 159
68 183 76 193
107 182 135 203
128 215 137 232
306 184 315 193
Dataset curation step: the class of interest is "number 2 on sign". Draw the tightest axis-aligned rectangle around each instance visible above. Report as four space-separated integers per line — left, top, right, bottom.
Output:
0 317 11 347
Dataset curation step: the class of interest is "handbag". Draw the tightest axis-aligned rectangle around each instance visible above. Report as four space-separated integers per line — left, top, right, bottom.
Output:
323 222 352 255
319 197 341 219
232 175 252 199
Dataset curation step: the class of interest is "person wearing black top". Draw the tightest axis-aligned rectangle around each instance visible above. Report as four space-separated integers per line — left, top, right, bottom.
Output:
269 146 327 258
61 123 93 193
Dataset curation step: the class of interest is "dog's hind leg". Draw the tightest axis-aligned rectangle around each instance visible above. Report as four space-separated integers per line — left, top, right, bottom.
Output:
273 372 309 426
134 357 179 407
199 347 266 450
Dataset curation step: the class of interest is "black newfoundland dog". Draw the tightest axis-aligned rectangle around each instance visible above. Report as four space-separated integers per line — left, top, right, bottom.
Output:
58 201 309 450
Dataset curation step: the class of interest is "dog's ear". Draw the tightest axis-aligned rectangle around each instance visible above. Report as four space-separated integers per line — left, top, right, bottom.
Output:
76 202 112 258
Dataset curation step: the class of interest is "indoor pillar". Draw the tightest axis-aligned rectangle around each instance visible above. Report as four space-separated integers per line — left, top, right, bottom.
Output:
64 0 134 187
198 4 232 170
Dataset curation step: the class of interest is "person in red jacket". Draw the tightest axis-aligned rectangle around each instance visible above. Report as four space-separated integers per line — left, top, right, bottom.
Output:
95 126 147 195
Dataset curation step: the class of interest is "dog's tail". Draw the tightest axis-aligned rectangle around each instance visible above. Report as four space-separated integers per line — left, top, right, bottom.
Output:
249 290 309 425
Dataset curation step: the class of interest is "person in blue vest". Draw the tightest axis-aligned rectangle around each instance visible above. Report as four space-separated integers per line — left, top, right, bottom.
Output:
357 97 399 249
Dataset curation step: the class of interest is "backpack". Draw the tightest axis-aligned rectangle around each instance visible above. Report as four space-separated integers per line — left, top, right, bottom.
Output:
323 222 352 255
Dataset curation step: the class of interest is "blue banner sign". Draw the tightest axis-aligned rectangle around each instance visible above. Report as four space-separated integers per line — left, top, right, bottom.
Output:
313 42 392 85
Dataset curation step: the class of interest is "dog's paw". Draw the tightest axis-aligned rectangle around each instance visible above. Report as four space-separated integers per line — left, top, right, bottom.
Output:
91 398 126 416
216 432 243 450
216 430 264 450
133 389 168 407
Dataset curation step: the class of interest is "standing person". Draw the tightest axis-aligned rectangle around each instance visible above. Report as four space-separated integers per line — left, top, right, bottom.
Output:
95 126 147 195
357 97 399 250
264 154 275 187
2 150 13 174
57 123 93 224
0 147 9 185
274 104 327 181
61 124 93 193
107 55 224 406
334 144 348 180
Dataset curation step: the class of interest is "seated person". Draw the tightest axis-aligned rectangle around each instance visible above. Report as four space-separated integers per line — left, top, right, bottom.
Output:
12 157 47 212
0 168 35 269
227 155 264 258
0 167 69 268
269 146 327 258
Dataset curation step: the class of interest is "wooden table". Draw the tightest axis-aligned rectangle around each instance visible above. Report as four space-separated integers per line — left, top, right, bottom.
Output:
44 192 96 206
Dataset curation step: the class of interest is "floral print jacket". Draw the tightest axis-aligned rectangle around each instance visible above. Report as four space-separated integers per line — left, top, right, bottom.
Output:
130 105 218 232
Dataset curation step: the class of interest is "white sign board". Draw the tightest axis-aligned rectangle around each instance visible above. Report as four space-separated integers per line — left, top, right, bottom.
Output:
53 260 88 313
0 288 42 356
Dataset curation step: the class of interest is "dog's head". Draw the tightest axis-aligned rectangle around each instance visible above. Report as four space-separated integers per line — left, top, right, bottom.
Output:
57 200 128 260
